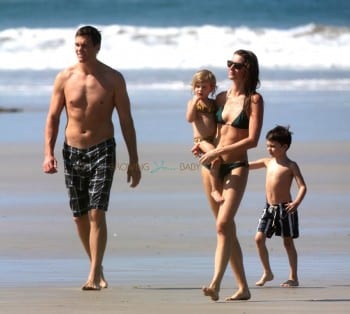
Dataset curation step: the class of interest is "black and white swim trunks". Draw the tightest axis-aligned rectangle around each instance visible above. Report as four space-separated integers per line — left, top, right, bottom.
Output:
62 138 116 217
257 203 299 239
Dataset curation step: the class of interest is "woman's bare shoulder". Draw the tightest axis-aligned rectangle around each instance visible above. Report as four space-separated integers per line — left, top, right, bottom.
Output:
251 92 264 105
215 90 227 106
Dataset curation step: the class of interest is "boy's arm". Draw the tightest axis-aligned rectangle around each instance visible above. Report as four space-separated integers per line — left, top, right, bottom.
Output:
249 158 269 170
186 97 199 122
286 162 307 212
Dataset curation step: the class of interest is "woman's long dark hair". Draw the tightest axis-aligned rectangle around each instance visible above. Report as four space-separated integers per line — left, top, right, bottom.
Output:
234 49 260 111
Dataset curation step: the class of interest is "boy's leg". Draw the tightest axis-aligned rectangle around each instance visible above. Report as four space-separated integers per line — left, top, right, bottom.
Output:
255 231 274 286
281 237 299 287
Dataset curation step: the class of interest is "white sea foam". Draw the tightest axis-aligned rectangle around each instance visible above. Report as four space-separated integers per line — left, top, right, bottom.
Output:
0 23 349 70
1 78 349 97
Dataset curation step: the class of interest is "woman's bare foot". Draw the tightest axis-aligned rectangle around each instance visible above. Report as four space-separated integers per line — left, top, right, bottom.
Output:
81 280 101 291
202 286 219 301
82 266 107 291
100 267 108 288
225 289 251 301
256 272 274 286
280 279 299 287
211 190 224 203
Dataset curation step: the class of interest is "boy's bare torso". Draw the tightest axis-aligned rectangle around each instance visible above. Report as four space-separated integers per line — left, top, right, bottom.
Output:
265 158 294 204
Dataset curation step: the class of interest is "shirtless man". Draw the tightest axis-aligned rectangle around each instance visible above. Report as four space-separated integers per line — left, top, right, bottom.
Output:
250 125 307 288
43 25 141 290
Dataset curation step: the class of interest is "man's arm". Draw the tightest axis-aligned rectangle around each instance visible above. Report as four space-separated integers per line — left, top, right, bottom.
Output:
42 72 66 174
114 72 141 187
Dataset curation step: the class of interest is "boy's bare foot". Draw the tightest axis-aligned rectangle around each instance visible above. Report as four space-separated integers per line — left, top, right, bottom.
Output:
211 190 224 203
256 272 274 286
280 279 299 287
81 280 101 291
202 286 219 301
225 289 251 301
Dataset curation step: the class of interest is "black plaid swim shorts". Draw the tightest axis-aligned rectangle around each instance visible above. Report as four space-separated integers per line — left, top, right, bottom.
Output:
257 203 299 239
62 138 116 217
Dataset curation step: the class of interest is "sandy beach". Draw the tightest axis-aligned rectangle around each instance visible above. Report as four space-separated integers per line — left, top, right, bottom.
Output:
0 140 349 313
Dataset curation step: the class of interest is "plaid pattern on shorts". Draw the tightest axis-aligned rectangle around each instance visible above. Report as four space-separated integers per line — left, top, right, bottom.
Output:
62 138 116 217
257 203 299 239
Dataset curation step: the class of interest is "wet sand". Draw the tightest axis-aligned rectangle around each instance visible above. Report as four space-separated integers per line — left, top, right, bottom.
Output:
0 141 349 313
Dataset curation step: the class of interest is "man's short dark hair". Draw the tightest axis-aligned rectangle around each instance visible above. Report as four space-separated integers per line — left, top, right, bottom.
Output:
75 25 101 47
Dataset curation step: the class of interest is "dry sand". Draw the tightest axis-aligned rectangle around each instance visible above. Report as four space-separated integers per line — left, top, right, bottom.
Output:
0 141 349 313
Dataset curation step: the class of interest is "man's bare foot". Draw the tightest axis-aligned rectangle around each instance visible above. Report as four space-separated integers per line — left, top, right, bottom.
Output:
225 290 251 301
280 279 299 287
202 286 219 301
81 280 101 291
256 272 274 286
211 190 224 203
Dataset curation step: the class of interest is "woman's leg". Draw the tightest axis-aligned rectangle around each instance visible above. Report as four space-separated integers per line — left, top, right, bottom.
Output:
201 167 221 300
204 194 236 300
224 166 251 300
202 166 250 301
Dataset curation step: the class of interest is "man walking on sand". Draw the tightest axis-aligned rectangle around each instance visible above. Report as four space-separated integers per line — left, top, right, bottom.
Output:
43 25 141 290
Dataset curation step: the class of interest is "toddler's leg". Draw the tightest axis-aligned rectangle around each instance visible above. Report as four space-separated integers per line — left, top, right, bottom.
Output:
209 158 224 203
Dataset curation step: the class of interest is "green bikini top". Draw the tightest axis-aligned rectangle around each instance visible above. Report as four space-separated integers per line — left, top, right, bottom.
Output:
216 105 249 129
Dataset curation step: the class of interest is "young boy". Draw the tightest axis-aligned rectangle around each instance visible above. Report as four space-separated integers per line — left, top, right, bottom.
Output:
186 69 223 203
249 125 307 287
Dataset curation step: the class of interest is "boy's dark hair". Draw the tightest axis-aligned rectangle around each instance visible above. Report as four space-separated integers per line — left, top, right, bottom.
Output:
266 125 293 148
75 25 101 47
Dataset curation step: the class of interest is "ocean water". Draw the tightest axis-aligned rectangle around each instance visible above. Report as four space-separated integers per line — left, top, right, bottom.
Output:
1 0 350 70
0 0 350 143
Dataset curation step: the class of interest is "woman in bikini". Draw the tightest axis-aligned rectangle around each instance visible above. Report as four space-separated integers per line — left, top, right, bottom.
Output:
195 49 264 301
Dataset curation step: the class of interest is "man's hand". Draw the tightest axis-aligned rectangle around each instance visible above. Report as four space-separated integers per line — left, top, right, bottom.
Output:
43 156 58 174
127 162 141 187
